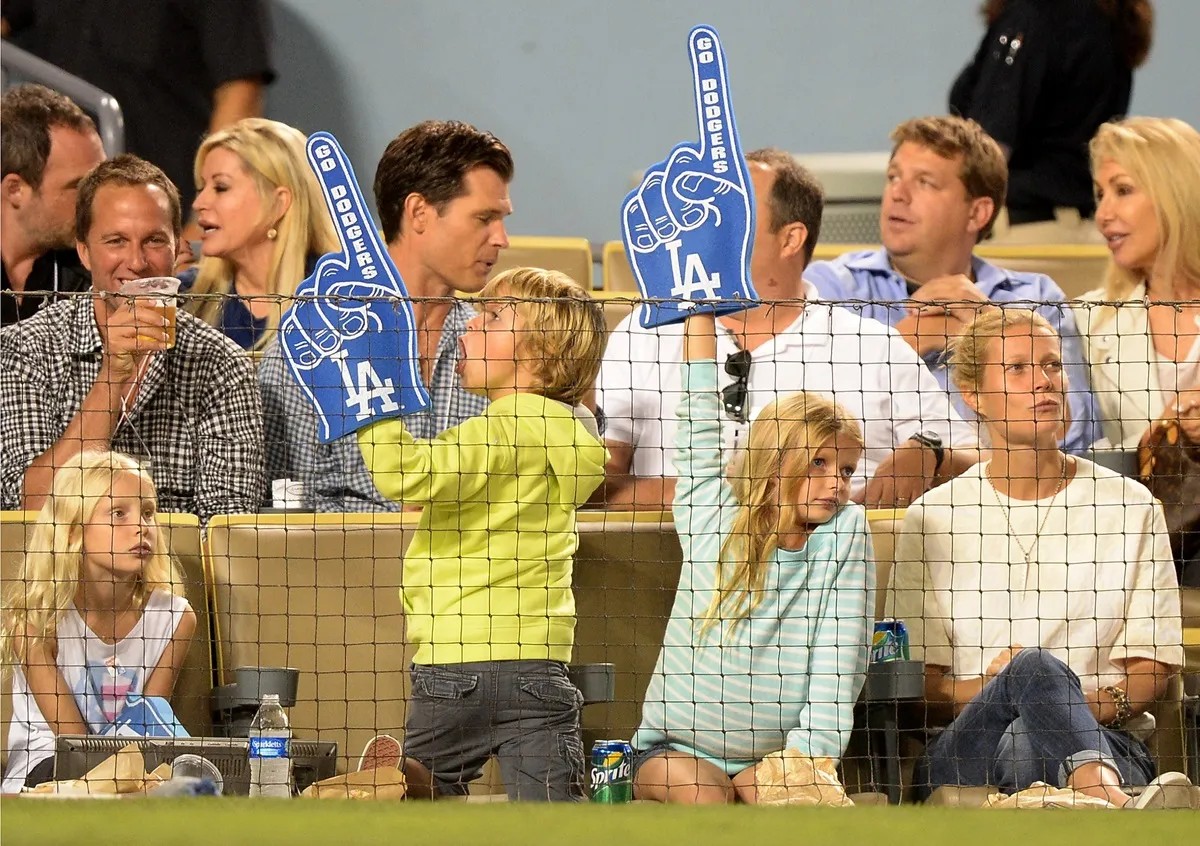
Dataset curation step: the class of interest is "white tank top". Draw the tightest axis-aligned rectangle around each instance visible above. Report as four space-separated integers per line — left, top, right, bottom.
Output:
2 590 190 793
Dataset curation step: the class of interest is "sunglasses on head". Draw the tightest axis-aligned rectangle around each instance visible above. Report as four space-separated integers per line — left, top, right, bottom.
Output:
721 349 752 423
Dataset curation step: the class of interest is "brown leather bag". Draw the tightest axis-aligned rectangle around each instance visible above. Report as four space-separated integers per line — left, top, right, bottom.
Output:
1138 419 1200 586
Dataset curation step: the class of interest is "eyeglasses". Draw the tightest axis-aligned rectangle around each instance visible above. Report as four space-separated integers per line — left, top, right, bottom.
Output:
721 350 752 423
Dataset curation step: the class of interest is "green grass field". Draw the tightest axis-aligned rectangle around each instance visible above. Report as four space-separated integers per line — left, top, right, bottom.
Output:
2 801 1197 846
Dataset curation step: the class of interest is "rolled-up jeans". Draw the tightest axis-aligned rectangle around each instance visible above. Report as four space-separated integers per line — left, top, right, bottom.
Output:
402 659 587 802
917 648 1156 800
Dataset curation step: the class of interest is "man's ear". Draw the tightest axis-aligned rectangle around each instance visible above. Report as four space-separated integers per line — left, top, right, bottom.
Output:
405 192 430 235
966 196 995 238
1 173 31 210
778 222 809 261
76 239 91 271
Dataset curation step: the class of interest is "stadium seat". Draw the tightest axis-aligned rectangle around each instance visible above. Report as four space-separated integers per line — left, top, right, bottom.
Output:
203 512 415 776
595 291 639 333
488 236 595 290
0 510 214 769
601 241 637 293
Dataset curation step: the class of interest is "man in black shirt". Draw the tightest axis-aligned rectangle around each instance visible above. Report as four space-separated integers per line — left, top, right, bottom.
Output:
1 84 105 326
2 0 276 216
950 0 1152 244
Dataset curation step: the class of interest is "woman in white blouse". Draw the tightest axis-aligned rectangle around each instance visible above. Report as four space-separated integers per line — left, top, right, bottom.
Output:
1074 117 1200 449
892 308 1188 807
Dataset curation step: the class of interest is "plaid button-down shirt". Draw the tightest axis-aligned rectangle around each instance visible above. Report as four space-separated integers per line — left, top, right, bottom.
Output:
258 299 489 512
0 296 265 522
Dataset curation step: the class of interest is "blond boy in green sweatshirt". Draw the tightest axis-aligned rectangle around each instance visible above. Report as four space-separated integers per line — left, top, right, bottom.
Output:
357 267 609 801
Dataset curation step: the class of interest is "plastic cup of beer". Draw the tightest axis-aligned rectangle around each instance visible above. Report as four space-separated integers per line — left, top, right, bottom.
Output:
120 276 179 349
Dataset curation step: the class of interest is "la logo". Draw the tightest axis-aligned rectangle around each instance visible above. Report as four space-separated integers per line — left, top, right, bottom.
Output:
665 239 720 306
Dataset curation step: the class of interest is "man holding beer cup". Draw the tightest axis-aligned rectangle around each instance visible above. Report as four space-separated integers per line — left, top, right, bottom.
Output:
0 154 264 522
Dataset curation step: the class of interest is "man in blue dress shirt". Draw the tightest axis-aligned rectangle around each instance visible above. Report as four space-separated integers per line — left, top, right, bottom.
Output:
805 116 1100 454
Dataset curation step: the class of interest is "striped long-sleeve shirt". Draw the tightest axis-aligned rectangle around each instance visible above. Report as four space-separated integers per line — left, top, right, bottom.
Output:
632 360 874 774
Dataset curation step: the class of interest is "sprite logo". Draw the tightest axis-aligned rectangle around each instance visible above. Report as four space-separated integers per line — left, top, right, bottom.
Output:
591 752 632 790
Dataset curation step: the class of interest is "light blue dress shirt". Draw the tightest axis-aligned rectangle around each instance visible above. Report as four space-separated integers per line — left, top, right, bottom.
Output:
804 249 1100 454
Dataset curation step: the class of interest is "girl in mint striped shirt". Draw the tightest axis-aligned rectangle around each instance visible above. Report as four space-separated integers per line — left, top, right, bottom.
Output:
632 313 875 804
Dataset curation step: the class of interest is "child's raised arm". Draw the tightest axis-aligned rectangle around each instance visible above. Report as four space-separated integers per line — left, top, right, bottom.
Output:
683 312 717 362
19 627 88 738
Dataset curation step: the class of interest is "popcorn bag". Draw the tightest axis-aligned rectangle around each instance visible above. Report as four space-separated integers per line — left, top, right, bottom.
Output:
753 750 854 807
984 783 1116 810
300 768 408 800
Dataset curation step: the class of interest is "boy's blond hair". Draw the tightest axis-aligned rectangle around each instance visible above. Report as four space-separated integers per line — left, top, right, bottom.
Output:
479 267 606 406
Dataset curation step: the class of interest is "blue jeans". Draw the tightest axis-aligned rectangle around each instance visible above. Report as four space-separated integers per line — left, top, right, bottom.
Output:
917 648 1156 800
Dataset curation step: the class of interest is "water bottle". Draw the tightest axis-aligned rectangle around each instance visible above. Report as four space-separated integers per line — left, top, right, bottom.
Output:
248 693 292 798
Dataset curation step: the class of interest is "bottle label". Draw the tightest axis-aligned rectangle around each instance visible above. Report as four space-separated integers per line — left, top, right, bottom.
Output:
249 737 290 759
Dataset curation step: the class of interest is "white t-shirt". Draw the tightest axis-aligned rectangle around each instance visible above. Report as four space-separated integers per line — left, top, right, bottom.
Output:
890 459 1183 734
597 289 977 497
2 590 190 793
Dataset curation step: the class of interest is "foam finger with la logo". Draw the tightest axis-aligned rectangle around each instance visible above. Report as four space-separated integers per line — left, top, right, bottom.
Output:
622 26 757 328
280 132 431 443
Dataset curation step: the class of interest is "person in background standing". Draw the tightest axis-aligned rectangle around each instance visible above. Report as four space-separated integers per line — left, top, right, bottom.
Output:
950 0 1154 244
2 0 275 241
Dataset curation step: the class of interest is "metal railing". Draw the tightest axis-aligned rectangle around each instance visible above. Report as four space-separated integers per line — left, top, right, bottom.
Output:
0 39 124 155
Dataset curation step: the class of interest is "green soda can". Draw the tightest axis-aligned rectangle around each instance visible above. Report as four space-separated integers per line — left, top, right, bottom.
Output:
590 740 633 803
871 618 910 662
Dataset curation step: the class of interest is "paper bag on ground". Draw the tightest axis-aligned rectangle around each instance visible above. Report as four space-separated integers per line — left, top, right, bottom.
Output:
754 750 853 807
301 768 407 800
985 783 1116 810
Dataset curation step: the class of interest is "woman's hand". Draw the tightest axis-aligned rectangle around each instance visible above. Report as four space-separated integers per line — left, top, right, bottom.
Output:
1165 389 1200 444
984 644 1024 683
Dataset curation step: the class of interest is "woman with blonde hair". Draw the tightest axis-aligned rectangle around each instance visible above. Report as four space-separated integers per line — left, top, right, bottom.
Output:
181 117 338 349
892 308 1189 807
1074 117 1200 449
630 311 873 804
0 452 196 792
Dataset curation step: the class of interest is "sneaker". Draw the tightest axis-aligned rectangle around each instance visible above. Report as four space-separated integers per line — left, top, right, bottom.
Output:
1130 772 1194 809
357 734 403 772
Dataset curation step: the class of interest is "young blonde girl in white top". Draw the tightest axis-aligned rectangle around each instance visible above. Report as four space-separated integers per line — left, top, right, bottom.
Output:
1 452 196 792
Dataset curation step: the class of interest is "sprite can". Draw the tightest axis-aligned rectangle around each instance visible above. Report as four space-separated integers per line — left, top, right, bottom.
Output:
871 618 910 662
590 740 633 803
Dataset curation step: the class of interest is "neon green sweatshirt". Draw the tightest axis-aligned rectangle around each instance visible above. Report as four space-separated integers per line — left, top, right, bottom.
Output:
358 393 609 664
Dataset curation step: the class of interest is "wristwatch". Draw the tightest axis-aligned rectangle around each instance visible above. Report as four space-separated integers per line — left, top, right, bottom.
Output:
1103 684 1132 728
909 430 945 474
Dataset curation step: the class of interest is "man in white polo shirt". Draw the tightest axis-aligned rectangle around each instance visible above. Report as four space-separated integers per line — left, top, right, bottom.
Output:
596 148 978 509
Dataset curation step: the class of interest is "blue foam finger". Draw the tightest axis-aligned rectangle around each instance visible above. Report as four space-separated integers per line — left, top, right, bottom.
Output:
281 283 430 443
306 133 405 295
620 26 757 329
280 131 431 441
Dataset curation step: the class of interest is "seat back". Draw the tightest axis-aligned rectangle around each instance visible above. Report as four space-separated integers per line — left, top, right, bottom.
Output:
489 236 594 289
0 510 213 768
595 291 639 333
866 509 904 621
571 512 682 750
204 513 415 773
601 241 638 293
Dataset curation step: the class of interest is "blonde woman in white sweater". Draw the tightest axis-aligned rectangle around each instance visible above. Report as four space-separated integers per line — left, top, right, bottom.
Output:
892 308 1189 808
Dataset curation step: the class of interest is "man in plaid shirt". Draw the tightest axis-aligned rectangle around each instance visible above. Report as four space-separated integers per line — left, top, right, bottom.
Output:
0 155 263 522
258 121 514 512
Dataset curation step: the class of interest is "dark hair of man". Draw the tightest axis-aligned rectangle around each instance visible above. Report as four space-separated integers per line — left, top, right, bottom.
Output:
981 0 1153 69
745 148 825 264
75 154 182 242
1 83 98 190
373 120 514 243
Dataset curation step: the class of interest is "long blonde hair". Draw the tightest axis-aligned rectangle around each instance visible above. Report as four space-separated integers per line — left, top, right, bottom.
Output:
1089 117 1200 324
187 118 339 348
698 391 864 642
0 452 184 672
